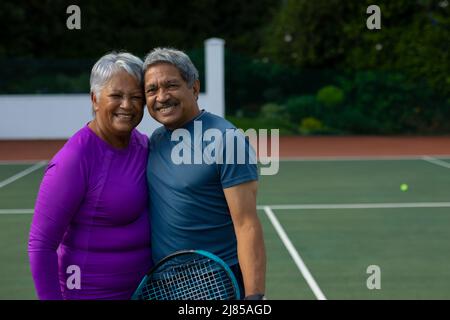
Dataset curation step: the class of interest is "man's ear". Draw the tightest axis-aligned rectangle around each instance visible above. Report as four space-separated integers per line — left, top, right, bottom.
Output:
192 80 200 101
91 92 99 112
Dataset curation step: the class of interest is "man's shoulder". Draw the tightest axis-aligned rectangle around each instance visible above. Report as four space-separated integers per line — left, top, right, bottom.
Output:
200 112 237 133
149 126 167 143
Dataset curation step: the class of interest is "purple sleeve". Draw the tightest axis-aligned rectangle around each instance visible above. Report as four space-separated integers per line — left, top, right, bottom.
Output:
28 149 86 300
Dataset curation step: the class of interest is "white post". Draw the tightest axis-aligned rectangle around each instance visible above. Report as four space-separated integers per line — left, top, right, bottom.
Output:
204 38 225 117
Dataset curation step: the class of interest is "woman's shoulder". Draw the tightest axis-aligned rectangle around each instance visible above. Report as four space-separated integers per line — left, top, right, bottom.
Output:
65 125 97 151
51 125 94 164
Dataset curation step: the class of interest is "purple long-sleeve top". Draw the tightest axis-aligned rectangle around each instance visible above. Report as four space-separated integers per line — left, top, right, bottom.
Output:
28 125 152 300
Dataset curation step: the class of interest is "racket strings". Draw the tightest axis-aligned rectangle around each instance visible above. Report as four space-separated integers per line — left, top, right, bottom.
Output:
137 257 235 300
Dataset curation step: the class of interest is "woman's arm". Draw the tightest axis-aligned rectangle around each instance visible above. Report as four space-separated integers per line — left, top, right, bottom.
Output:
28 151 86 300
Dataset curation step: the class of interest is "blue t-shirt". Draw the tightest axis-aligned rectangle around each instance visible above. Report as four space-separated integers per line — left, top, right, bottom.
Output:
147 111 258 266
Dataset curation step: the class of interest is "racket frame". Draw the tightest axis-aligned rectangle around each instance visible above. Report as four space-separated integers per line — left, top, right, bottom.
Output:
131 249 241 300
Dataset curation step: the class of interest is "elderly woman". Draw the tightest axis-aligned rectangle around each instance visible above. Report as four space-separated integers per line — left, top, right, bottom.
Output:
28 52 152 300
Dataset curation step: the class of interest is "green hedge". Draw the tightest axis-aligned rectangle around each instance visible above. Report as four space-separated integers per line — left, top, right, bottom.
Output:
228 70 449 135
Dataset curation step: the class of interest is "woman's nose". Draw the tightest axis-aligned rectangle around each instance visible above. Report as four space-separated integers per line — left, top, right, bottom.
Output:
121 96 133 109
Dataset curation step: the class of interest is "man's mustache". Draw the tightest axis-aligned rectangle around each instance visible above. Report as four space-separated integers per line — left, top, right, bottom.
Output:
154 99 179 111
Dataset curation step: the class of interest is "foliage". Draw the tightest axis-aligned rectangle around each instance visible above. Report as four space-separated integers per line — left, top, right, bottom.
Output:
261 0 450 100
299 117 328 135
335 71 450 134
316 85 344 108
0 0 280 59
226 115 296 135
284 95 321 124
259 103 289 121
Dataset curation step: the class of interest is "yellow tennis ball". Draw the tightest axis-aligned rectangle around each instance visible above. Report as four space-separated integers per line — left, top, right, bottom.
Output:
400 183 408 191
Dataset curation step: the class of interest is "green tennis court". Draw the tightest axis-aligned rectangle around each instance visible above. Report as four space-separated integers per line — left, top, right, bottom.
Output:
1 157 450 299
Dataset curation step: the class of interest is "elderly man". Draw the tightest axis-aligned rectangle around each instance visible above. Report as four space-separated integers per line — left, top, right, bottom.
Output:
143 47 266 300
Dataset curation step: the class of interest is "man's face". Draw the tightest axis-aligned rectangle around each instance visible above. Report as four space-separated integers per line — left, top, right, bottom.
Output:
92 70 144 136
145 63 200 130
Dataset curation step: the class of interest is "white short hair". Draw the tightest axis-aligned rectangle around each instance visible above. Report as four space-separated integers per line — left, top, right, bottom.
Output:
143 47 199 88
90 51 143 97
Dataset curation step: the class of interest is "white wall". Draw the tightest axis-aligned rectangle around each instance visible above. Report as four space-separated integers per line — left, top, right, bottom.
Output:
0 38 225 139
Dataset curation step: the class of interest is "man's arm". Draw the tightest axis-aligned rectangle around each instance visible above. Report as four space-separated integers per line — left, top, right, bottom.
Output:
223 180 266 298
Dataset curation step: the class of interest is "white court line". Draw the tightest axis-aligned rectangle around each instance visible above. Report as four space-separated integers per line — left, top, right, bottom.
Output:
422 156 450 169
263 206 327 300
270 155 450 162
1 156 449 164
257 202 450 210
3 202 450 215
0 209 34 214
0 161 46 189
0 160 48 165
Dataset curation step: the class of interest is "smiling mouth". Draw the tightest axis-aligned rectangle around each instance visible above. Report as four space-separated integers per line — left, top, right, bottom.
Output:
114 113 134 120
155 102 178 115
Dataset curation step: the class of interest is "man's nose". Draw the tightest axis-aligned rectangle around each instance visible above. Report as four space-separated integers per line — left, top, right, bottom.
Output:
156 88 169 103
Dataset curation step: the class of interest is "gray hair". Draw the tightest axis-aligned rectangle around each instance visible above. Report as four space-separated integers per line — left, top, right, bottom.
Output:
90 51 144 97
143 48 199 88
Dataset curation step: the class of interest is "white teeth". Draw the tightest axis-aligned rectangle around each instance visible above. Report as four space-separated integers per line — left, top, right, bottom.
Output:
159 106 174 114
116 114 132 119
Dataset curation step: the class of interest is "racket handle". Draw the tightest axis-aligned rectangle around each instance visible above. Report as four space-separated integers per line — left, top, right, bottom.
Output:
244 294 266 300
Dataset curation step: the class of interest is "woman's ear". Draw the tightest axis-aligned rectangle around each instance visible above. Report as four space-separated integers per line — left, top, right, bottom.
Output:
91 92 99 112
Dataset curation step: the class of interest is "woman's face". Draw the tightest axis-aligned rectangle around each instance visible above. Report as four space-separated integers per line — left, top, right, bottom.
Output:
92 70 144 138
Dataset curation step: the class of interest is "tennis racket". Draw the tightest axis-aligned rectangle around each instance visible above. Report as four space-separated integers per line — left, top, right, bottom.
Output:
131 249 241 300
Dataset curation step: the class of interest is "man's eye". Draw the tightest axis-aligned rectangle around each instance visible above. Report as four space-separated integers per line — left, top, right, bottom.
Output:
132 96 143 100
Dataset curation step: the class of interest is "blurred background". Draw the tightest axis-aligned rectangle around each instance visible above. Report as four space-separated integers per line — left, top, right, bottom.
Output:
0 0 448 135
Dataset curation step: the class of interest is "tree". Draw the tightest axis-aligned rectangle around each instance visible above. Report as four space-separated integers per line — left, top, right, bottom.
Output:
261 0 449 98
